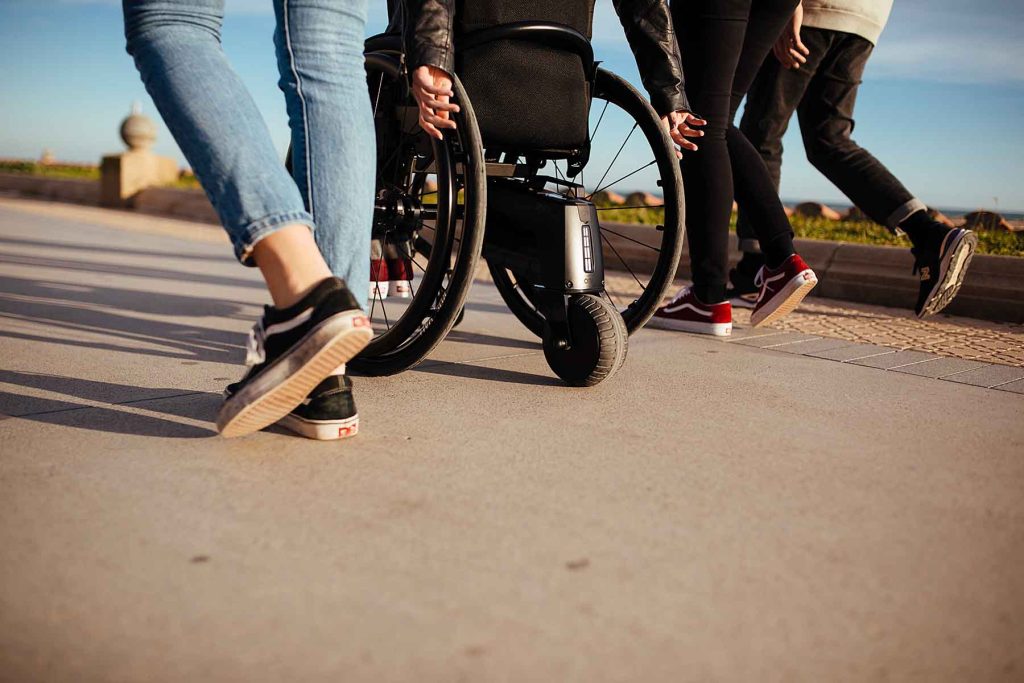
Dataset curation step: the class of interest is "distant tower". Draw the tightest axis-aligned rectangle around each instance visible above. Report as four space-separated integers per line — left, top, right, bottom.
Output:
119 101 157 151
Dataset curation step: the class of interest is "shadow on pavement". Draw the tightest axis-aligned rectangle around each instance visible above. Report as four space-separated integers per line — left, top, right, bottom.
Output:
413 360 559 386
444 329 539 351
0 235 231 263
0 370 218 438
0 251 262 291
0 275 249 362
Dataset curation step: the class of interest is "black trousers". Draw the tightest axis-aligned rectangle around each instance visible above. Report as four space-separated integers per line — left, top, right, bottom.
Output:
736 27 926 253
671 0 798 304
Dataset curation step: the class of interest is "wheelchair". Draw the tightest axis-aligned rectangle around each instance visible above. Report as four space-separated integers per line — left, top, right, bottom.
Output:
351 13 685 386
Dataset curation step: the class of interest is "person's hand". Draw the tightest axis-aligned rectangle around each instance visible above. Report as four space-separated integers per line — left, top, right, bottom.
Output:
773 3 809 69
411 65 460 140
660 110 706 157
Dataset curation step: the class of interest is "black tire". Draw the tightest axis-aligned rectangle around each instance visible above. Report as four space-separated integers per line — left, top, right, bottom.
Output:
543 294 627 387
490 66 685 336
353 53 486 375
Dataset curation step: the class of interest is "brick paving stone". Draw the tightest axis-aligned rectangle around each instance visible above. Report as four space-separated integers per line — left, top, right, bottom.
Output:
849 350 939 369
891 357 991 378
804 343 896 362
941 365 1024 388
994 378 1024 394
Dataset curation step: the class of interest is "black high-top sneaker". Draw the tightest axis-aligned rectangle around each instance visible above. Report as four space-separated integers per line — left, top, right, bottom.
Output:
912 226 977 317
278 374 359 440
224 371 359 441
216 277 371 438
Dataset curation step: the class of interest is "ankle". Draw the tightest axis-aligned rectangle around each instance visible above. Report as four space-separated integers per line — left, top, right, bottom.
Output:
899 210 945 246
253 224 333 308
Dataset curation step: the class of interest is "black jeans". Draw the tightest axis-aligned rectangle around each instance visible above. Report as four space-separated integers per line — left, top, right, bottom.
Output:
671 0 798 304
737 27 926 252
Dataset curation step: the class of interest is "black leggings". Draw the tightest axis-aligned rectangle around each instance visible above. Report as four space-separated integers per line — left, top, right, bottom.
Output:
672 0 798 303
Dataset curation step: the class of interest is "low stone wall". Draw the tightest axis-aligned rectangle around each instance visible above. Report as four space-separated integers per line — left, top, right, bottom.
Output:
132 186 218 224
604 222 1024 324
0 173 99 206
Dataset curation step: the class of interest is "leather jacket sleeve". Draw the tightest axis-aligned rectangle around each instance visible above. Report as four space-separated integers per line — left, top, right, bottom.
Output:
403 0 456 74
612 0 690 116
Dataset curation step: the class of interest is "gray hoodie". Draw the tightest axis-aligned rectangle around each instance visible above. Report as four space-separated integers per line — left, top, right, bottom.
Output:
802 0 894 45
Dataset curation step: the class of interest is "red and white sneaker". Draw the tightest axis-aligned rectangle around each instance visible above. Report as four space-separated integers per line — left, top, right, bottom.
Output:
387 258 413 299
646 286 732 336
750 254 817 327
370 258 389 301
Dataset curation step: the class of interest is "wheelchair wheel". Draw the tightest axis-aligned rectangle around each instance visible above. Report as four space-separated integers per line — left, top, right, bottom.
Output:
543 294 628 387
490 66 685 336
351 52 486 375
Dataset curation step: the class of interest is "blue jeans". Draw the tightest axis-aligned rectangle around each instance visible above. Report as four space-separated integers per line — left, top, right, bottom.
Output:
123 0 375 309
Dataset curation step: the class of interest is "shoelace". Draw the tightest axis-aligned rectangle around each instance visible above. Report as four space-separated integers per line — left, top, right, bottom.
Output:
667 285 693 305
753 266 766 289
244 317 267 366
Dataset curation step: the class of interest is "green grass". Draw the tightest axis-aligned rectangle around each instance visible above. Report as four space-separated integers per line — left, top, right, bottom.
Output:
0 160 99 180
593 198 1024 257
0 159 202 189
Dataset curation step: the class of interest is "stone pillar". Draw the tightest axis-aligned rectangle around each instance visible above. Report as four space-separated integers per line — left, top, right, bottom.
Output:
100 104 179 208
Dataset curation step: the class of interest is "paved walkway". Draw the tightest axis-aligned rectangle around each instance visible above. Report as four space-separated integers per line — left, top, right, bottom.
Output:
1 197 1022 682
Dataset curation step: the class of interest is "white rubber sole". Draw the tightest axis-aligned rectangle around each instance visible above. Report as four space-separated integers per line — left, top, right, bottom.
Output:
278 412 359 441
646 315 732 336
388 280 412 299
370 281 389 301
750 269 817 327
216 310 372 438
918 230 977 317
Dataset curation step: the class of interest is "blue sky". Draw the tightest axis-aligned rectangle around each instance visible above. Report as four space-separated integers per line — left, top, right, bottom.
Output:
1 0 1022 212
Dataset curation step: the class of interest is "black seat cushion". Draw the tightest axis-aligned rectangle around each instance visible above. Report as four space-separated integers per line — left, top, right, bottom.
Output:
453 0 595 153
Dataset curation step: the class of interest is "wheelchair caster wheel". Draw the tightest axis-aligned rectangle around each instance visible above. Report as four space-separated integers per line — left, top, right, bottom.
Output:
543 294 628 387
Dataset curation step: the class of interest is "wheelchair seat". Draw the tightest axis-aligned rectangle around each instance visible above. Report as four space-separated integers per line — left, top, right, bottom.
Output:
453 0 595 154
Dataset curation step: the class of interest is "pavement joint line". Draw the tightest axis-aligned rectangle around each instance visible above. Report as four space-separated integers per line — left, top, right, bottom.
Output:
721 329 790 343
883 357 942 370
934 364 995 379
838 349 901 362
5 390 208 419
760 337 826 349
988 377 1024 390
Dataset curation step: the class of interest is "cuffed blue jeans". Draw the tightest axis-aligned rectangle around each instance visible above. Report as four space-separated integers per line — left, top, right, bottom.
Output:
123 0 375 309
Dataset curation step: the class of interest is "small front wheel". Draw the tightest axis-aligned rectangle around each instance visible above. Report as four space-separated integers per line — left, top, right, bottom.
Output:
543 295 628 387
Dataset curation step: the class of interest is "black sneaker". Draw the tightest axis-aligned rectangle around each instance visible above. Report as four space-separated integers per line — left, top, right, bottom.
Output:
226 373 359 440
216 277 372 438
726 253 764 309
912 226 977 317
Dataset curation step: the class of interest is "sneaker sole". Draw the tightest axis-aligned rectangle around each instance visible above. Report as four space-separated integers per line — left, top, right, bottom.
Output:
750 270 817 327
918 230 977 318
278 412 359 441
216 311 372 438
646 316 732 336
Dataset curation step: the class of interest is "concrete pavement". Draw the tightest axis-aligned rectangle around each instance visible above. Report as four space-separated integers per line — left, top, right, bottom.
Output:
1 198 1022 682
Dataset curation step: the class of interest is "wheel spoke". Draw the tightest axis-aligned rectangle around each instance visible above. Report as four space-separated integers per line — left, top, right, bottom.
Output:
590 159 656 199
589 99 610 145
596 204 664 211
600 226 662 253
601 232 647 292
589 123 638 200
